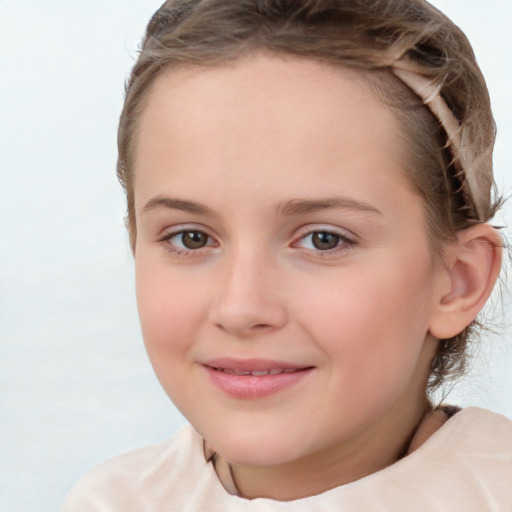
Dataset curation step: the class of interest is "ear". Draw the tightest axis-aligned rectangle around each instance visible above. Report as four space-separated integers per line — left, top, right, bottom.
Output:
429 224 502 339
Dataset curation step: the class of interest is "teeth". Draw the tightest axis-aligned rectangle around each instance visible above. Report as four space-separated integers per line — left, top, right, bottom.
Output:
222 369 250 375
215 367 299 376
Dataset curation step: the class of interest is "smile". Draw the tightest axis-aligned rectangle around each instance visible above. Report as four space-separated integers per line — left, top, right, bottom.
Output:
202 359 313 399
208 367 303 376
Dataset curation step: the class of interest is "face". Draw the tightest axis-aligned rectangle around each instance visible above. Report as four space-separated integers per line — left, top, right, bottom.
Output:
133 55 445 472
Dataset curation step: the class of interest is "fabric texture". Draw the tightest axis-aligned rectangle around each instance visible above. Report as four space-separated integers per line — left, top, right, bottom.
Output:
61 407 512 511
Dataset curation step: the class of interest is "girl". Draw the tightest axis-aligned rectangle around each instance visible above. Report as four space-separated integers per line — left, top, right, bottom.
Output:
63 0 512 509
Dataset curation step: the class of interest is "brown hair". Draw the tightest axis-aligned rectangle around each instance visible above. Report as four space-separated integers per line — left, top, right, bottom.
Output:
117 0 500 391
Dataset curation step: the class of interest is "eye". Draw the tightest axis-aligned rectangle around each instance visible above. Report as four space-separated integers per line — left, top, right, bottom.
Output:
310 232 341 250
160 229 217 253
174 231 210 249
295 230 353 252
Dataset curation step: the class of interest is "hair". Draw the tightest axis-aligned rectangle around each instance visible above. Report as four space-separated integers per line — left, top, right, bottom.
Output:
117 0 500 391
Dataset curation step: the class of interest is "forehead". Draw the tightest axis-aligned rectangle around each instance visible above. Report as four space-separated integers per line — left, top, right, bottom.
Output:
134 54 416 212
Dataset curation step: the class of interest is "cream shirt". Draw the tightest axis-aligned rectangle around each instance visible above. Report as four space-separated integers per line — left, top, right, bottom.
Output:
62 407 512 511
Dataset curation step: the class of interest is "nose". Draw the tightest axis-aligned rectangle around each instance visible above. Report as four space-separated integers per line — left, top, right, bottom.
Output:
210 249 288 338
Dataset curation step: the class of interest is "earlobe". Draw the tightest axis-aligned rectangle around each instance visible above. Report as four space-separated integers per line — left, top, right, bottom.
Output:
429 224 502 340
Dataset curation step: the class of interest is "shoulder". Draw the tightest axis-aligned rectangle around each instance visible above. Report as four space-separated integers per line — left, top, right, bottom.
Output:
446 407 512 476
444 406 512 449
326 407 512 512
419 406 512 470
411 407 512 510
61 424 206 512
408 406 512 461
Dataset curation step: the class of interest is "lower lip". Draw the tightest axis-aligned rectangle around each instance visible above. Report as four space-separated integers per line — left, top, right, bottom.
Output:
203 366 313 399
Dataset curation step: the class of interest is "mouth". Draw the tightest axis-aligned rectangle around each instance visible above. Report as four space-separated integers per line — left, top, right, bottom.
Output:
206 366 306 376
201 358 314 399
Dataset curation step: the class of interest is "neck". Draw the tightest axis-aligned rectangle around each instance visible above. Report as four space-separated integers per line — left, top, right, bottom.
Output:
221 397 433 501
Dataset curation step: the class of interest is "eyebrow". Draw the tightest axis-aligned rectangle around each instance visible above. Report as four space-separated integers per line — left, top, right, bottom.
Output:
143 196 213 215
277 197 382 216
142 195 382 217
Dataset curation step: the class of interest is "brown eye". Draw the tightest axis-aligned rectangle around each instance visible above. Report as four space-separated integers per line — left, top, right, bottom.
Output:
181 231 209 249
311 232 341 250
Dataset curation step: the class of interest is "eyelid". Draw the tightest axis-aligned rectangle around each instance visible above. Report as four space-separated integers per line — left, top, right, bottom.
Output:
157 223 216 241
157 224 220 254
293 224 356 242
155 223 356 256
291 225 357 252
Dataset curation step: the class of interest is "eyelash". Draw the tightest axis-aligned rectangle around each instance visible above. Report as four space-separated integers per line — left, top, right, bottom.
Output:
157 228 356 258
157 229 217 257
292 230 356 255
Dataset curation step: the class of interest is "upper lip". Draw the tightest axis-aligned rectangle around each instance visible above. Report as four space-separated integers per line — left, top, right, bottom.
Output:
202 357 312 373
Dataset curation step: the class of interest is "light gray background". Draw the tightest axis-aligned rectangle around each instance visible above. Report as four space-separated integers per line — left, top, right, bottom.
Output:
0 2 511 511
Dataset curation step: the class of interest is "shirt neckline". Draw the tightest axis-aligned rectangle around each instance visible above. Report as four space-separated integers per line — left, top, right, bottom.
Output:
202 406 472 505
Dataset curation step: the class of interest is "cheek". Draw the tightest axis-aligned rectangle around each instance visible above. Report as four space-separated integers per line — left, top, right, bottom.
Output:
135 258 208 364
292 254 435 372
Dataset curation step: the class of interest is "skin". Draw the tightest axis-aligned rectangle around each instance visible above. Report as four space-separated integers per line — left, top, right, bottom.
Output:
133 54 452 500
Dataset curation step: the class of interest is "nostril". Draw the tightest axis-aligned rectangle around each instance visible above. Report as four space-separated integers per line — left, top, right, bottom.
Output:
214 322 273 335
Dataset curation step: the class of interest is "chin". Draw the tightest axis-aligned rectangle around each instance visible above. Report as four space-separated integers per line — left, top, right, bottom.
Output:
223 445 299 468
206 427 308 467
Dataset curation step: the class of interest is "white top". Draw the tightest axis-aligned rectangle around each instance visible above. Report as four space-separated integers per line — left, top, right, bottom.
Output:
62 407 512 511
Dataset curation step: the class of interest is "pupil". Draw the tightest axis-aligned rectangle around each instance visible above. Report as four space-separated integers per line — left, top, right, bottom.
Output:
312 232 339 250
182 231 207 249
